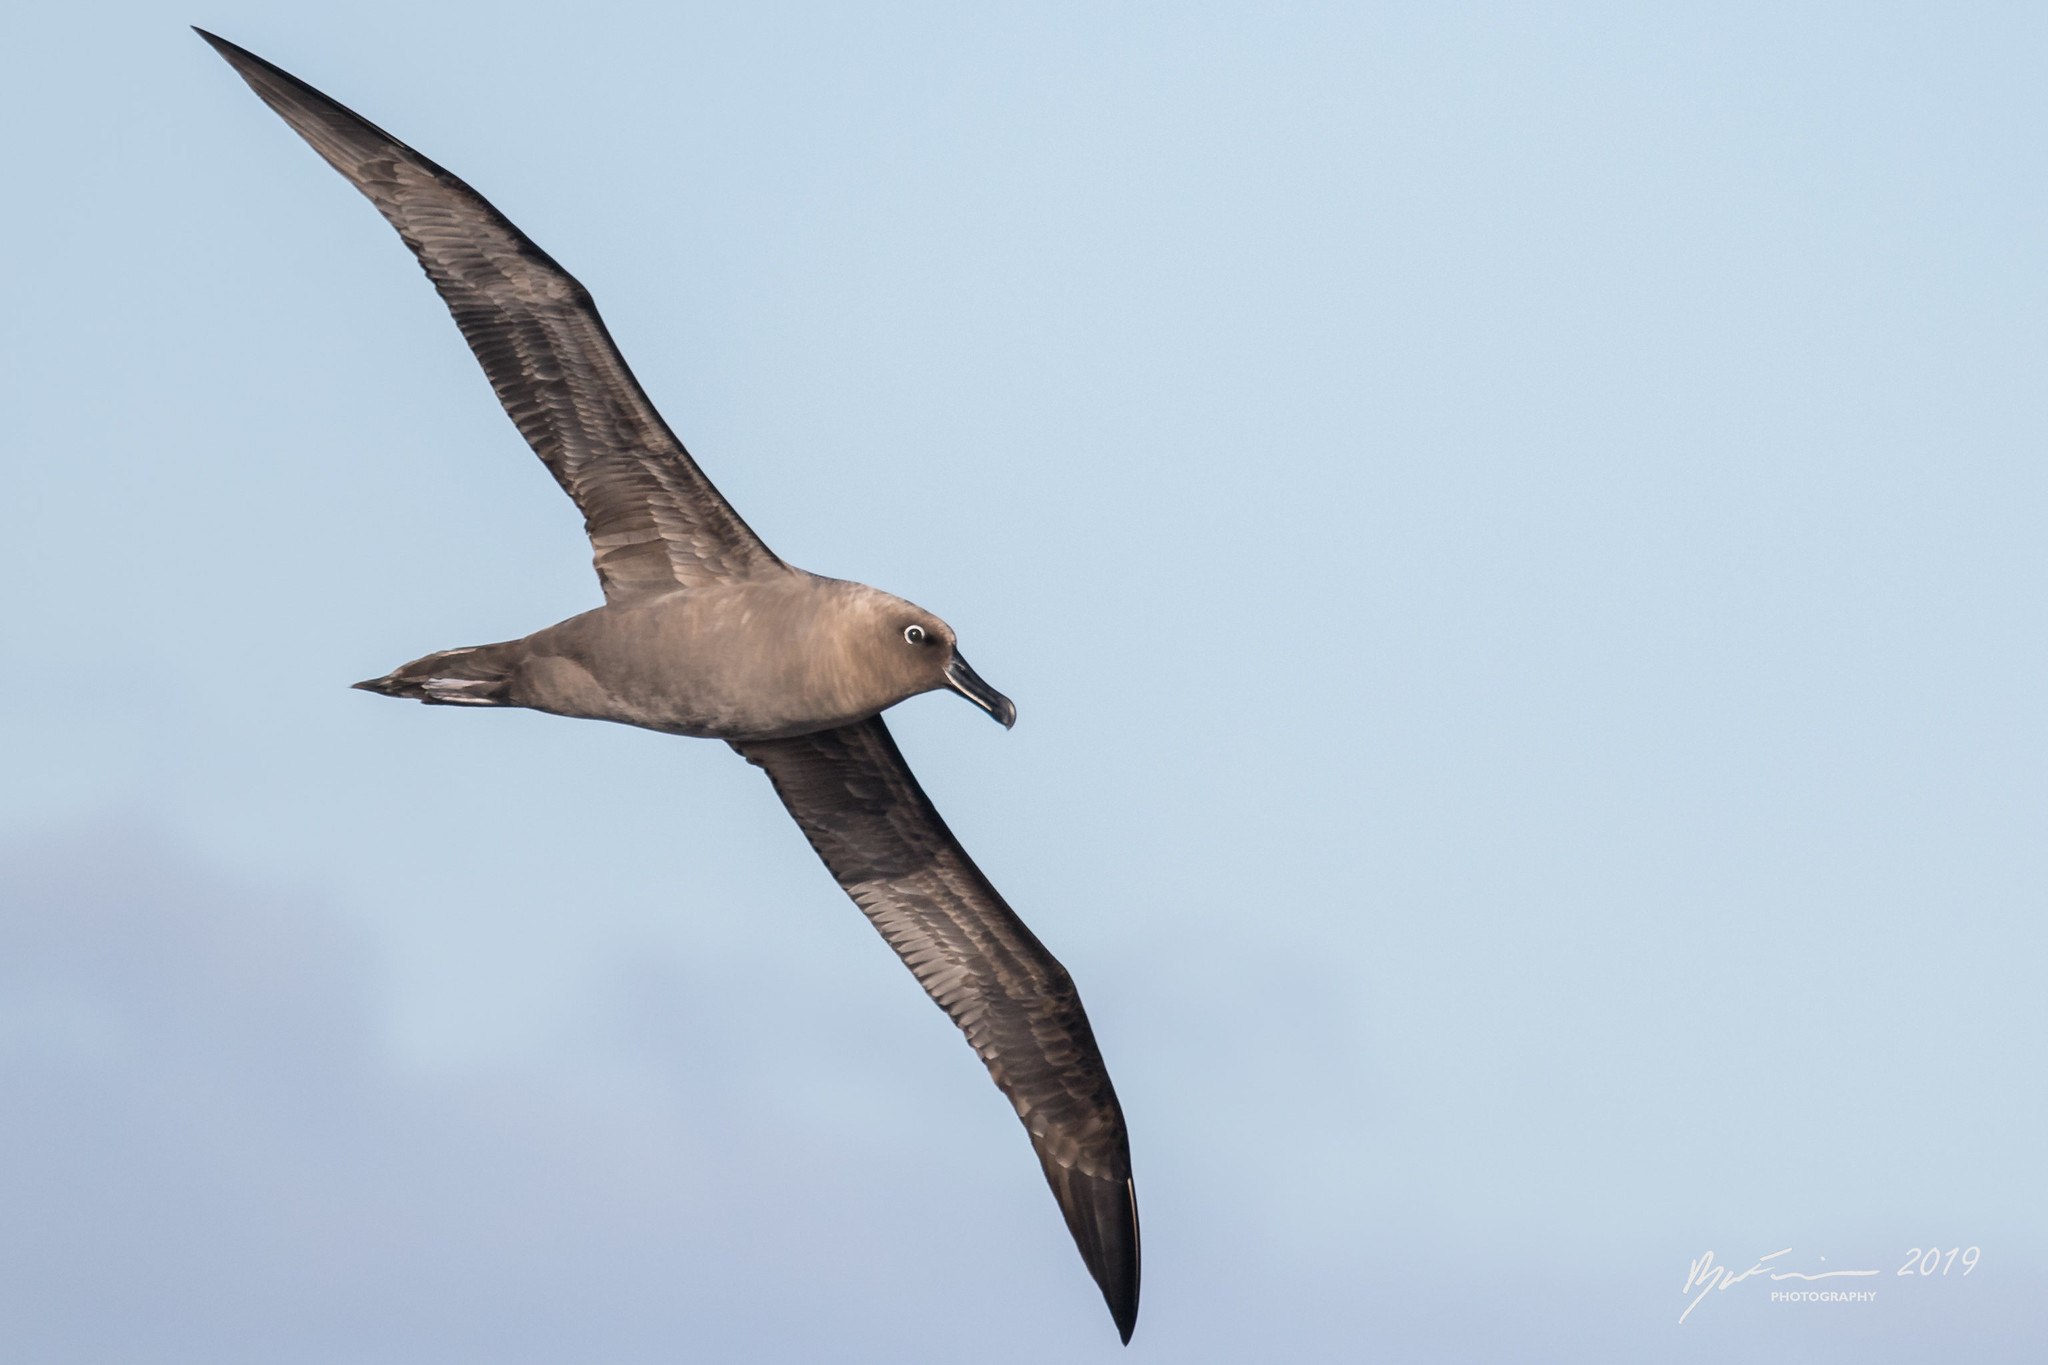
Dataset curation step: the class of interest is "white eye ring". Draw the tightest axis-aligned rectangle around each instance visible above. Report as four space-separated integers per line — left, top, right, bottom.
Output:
904 624 926 645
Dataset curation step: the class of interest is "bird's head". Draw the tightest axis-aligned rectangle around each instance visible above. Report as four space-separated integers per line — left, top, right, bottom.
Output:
881 606 1016 728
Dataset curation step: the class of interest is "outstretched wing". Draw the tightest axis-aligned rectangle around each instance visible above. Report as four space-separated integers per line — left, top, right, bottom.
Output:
733 718 1140 1343
199 30 785 598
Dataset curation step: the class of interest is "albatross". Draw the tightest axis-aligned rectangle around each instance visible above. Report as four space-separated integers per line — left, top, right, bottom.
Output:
198 29 1140 1344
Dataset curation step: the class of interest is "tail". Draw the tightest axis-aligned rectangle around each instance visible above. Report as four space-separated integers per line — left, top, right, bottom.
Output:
354 643 518 706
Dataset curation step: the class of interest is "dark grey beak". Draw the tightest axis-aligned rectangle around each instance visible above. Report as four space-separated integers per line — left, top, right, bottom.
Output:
944 653 1016 729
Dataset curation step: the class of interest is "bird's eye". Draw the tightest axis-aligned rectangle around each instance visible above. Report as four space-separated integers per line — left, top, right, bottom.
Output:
904 625 926 645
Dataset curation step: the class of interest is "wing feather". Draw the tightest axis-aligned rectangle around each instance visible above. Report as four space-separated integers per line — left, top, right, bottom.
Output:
734 718 1140 1342
200 30 784 597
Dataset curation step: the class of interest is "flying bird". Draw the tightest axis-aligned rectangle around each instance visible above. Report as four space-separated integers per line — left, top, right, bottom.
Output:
198 29 1139 1343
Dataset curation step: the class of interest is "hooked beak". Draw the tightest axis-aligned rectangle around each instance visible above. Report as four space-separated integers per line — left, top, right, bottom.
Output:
943 653 1017 729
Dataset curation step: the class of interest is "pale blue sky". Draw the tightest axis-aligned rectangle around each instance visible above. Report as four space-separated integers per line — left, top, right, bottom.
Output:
2 2 2043 1360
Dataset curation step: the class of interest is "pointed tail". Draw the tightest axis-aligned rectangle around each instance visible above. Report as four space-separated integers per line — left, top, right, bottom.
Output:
354 644 517 706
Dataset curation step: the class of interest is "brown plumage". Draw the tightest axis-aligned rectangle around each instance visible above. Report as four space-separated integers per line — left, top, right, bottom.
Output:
200 28 1138 1343
735 720 1138 1340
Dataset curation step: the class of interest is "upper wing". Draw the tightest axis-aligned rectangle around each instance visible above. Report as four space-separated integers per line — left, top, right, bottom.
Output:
733 717 1140 1343
199 30 785 598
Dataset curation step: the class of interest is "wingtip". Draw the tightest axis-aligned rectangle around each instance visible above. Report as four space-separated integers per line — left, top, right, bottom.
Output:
193 27 307 91
1106 1177 1141 1344
193 27 275 84
1040 1158 1141 1344
1099 1203 1141 1344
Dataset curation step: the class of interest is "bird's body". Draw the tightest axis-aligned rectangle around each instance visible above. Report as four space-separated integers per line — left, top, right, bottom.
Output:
365 574 992 741
200 28 1138 1344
